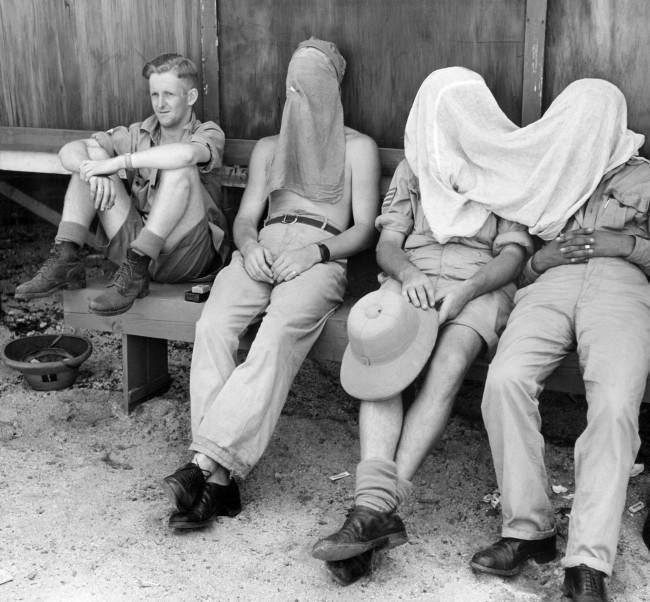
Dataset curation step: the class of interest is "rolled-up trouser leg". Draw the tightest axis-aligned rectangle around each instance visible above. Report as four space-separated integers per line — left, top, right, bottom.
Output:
191 252 346 476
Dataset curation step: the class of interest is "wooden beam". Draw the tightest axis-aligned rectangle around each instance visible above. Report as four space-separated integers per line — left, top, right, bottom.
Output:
0 181 62 226
0 126 94 153
200 0 220 123
521 0 548 126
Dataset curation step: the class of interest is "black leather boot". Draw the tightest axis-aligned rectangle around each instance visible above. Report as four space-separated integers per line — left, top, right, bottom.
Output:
470 535 557 576
168 480 241 530
563 564 607 601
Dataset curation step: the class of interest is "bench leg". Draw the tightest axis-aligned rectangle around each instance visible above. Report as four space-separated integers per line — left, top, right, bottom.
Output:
122 334 171 413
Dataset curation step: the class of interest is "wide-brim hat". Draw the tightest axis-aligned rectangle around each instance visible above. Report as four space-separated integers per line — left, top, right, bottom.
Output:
340 283 439 401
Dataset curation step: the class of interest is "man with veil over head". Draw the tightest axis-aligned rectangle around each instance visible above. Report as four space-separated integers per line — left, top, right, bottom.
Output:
162 38 380 531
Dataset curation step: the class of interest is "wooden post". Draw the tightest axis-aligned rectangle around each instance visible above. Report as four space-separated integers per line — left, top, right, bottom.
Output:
521 0 548 126
200 0 220 123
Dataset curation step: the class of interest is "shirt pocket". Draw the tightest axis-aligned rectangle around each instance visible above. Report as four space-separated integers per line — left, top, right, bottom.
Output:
608 189 650 229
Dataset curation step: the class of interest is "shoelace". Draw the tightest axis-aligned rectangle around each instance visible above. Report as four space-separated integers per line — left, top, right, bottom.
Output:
577 567 602 596
35 247 67 275
109 259 138 292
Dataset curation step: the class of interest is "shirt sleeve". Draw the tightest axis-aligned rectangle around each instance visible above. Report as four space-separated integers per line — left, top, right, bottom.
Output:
91 125 132 157
191 121 225 174
375 160 415 236
627 235 650 277
493 218 535 256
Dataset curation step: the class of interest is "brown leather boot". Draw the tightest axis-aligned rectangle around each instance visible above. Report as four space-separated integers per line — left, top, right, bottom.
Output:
88 248 150 316
15 242 85 300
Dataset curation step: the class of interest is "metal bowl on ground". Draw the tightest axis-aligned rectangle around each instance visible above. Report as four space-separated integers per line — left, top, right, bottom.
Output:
2 334 93 391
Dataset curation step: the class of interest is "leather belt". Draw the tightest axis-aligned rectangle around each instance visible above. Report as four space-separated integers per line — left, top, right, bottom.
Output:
264 214 341 235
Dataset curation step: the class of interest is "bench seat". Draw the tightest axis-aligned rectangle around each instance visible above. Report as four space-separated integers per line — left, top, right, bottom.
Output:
63 282 650 413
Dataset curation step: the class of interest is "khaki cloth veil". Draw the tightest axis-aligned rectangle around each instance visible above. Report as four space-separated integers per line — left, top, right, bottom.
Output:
404 68 645 242
267 38 346 203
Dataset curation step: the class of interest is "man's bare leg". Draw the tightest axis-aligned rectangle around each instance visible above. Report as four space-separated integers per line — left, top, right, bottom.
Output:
395 324 484 481
89 166 208 316
15 172 131 299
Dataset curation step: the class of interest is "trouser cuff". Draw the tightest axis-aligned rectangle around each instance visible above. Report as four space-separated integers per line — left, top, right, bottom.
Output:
55 220 88 247
189 438 251 479
562 555 612 577
502 525 556 540
131 227 165 260
354 457 398 513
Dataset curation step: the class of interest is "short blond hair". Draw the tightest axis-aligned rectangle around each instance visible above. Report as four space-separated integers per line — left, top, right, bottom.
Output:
142 53 199 90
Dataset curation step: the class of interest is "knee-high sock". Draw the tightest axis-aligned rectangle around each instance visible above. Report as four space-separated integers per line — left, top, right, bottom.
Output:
354 458 398 512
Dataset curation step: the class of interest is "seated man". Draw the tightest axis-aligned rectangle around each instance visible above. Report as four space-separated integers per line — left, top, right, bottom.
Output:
471 102 650 599
162 39 380 529
15 53 229 316
313 69 645 588
310 76 533 584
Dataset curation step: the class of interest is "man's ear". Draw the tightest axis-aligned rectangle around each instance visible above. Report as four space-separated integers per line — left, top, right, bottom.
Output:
187 87 199 106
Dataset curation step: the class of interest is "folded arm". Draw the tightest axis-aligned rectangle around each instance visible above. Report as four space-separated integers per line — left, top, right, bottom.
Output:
78 141 210 179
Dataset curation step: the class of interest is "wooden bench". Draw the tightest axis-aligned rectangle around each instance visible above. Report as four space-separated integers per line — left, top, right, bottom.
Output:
2 126 649 412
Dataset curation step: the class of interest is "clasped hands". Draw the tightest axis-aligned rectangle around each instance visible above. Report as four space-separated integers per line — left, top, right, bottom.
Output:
241 242 321 284
532 227 635 273
78 157 123 211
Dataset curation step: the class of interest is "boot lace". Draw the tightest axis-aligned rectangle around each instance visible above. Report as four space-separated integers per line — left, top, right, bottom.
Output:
577 566 603 596
35 246 67 275
108 258 137 292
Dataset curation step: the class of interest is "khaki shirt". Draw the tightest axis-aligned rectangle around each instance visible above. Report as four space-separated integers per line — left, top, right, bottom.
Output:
92 113 229 259
524 156 650 281
377 159 534 258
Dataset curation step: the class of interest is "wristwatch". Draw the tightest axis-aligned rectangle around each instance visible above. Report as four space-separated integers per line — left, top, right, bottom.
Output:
317 243 331 263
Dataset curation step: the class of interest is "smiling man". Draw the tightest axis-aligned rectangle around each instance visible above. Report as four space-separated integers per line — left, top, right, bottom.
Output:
15 53 228 316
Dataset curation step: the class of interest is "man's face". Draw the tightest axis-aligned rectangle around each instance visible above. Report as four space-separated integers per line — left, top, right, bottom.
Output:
148 72 195 129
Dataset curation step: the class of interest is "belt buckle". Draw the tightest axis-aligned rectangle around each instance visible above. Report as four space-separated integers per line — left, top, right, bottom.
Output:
281 214 298 225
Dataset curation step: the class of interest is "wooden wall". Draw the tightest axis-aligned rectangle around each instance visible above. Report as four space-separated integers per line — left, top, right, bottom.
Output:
544 0 650 156
218 0 527 147
1 0 649 155
0 0 204 130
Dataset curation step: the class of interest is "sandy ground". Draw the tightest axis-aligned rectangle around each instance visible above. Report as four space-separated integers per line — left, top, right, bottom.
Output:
1 222 649 601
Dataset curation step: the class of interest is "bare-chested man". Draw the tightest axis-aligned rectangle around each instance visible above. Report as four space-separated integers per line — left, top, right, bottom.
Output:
162 39 380 530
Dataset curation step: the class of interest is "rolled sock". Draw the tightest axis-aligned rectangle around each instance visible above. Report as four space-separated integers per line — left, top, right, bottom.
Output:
354 457 398 513
55 220 88 248
395 476 414 507
131 227 165 260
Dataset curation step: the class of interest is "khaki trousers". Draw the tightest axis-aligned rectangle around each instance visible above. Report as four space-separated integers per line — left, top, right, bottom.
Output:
189 221 347 477
482 258 650 575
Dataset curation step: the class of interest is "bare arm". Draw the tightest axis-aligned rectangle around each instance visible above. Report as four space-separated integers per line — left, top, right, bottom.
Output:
59 138 111 172
320 135 380 260
271 135 381 282
376 228 436 309
59 138 120 211
233 138 276 283
78 142 210 179
436 243 527 323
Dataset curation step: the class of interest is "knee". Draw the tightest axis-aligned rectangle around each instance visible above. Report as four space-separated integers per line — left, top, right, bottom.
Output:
158 166 195 194
482 358 530 417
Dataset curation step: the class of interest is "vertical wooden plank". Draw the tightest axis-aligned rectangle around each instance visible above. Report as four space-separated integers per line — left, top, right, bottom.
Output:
217 0 527 148
122 334 171 414
200 0 220 123
521 0 548 126
544 0 650 157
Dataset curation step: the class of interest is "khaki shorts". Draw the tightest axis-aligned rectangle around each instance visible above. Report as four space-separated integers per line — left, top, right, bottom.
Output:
96 204 218 283
405 242 516 354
